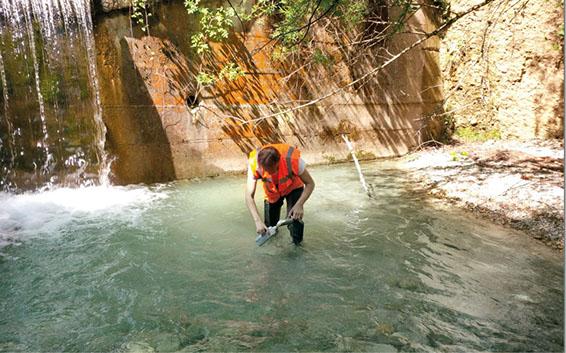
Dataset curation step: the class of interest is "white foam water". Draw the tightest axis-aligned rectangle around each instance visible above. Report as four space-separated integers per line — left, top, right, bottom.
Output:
0 185 168 248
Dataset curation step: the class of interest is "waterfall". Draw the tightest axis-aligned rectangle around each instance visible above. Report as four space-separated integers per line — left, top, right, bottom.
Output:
23 4 52 176
0 0 109 191
0 49 15 179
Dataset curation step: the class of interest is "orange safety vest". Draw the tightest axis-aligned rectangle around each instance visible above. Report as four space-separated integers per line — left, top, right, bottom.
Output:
248 144 304 203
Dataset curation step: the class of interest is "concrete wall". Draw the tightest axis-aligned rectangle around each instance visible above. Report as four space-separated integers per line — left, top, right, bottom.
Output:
95 2 444 184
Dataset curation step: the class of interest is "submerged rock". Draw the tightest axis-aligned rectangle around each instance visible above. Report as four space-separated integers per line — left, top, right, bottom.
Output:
334 335 398 352
119 341 155 353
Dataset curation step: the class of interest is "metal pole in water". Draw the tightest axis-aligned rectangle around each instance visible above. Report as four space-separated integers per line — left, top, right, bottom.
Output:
341 134 372 198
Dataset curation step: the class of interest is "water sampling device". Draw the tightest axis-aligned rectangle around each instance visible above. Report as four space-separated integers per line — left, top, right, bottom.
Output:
255 218 294 246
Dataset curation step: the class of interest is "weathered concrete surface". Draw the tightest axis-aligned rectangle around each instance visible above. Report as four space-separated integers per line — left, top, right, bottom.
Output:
95 2 445 184
440 0 564 139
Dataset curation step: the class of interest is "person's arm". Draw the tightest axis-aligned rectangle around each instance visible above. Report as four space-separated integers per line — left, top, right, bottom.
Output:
245 169 267 234
288 168 315 220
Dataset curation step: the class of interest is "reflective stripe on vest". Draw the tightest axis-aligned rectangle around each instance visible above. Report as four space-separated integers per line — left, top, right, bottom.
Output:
278 146 295 184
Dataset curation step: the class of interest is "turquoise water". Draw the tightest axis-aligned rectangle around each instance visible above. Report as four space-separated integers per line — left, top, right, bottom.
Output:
0 162 563 352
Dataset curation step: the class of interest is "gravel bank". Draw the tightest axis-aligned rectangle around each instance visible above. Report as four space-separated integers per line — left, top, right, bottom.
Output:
399 139 564 250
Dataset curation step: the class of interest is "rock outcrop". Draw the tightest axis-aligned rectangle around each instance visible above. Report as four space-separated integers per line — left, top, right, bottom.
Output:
99 0 131 12
440 0 563 139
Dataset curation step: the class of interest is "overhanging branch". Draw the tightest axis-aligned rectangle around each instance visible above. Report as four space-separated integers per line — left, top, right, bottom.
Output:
241 0 496 125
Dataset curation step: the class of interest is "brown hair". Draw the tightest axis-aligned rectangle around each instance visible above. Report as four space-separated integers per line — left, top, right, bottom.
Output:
257 146 280 169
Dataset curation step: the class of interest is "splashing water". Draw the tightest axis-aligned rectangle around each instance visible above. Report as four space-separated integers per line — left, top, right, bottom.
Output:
0 184 168 248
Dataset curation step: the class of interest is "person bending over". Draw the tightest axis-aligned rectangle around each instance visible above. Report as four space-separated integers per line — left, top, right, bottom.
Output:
245 144 315 245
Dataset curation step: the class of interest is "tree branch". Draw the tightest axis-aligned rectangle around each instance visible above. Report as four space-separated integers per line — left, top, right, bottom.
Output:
241 0 496 125
250 0 339 56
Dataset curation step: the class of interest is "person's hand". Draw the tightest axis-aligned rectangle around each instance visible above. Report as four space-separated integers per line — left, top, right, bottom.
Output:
288 204 304 220
255 220 267 235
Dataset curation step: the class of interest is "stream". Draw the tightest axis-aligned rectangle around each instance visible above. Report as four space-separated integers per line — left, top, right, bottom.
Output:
0 161 563 352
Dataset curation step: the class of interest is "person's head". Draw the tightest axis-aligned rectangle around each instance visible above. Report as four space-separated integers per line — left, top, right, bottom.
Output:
257 146 280 174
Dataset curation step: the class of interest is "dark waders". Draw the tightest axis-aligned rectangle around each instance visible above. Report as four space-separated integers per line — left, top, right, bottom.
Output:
264 187 304 245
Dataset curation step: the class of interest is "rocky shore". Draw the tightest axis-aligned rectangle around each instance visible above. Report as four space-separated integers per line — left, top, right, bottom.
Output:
398 139 564 250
